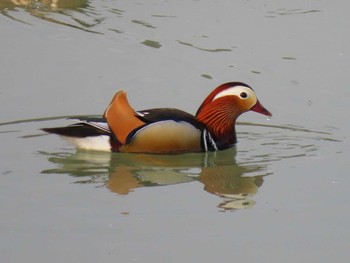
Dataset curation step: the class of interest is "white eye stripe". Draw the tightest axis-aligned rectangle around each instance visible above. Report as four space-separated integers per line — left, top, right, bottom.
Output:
213 86 256 101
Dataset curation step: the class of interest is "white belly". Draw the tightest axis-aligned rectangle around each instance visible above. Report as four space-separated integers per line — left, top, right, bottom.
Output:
62 135 111 151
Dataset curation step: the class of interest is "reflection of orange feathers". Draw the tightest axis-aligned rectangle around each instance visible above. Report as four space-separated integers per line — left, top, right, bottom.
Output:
107 166 142 195
103 91 144 144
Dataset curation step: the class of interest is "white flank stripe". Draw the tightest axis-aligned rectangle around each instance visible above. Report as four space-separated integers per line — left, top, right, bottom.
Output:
207 131 218 151
202 129 208 151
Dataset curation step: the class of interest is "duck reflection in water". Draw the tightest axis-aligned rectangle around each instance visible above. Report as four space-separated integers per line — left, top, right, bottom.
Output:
41 148 270 211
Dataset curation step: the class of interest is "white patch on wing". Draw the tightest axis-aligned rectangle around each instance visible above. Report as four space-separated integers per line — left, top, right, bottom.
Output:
62 135 111 151
136 111 149 117
85 122 111 133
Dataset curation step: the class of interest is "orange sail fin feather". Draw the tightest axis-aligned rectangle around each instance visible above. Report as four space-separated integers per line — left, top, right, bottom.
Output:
103 91 145 145
42 82 272 153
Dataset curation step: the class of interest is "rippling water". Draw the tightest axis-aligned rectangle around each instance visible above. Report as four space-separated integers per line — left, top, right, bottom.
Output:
0 116 339 212
1 1 349 262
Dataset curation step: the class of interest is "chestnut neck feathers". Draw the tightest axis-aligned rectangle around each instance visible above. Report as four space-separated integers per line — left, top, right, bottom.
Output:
195 82 255 147
196 96 241 146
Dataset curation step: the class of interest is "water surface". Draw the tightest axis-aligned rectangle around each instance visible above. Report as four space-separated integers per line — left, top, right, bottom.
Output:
1 1 349 262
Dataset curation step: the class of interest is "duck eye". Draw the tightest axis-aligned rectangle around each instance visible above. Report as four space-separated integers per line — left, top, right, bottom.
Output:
240 92 248 99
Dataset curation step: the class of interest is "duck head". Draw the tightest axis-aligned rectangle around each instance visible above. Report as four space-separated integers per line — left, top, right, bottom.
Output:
196 82 272 146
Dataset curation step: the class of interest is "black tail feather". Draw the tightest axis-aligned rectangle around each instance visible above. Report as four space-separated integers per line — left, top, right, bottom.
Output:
42 124 110 138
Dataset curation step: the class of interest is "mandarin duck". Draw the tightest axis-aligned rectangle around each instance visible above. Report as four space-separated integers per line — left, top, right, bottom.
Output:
42 82 271 153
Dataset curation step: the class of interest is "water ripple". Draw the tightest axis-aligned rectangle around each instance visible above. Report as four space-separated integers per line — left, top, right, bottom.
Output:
0 116 340 211
0 0 104 34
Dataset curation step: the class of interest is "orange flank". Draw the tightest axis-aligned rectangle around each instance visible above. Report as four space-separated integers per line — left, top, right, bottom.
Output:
119 120 202 153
